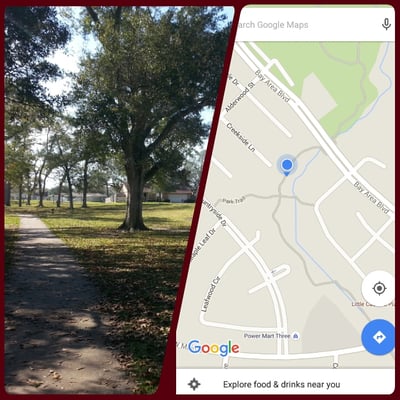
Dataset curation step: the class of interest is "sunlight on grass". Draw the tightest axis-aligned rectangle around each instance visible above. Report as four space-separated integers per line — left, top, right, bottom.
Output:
6 201 195 393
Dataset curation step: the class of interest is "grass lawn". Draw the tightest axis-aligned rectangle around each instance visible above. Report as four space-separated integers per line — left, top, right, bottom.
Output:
4 211 20 272
5 200 195 393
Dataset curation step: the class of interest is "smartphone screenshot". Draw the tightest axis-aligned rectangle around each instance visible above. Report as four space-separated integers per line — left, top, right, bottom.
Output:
176 5 395 395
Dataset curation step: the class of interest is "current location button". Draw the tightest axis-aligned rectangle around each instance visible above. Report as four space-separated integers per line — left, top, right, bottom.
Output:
361 270 394 306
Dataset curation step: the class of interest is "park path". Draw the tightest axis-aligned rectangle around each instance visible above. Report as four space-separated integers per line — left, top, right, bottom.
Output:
4 214 135 394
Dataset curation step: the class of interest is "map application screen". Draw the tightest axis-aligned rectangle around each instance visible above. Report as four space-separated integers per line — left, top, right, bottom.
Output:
176 5 395 395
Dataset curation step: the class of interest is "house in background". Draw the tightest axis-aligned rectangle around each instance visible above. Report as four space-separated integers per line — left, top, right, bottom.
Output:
82 193 107 202
162 189 193 203
58 192 107 203
105 184 194 203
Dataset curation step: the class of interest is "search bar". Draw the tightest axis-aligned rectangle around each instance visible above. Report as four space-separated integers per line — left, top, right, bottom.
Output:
236 6 395 42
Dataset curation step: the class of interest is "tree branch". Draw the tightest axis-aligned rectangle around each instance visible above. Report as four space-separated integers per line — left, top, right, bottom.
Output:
144 162 162 183
86 7 99 23
145 97 208 156
114 7 122 31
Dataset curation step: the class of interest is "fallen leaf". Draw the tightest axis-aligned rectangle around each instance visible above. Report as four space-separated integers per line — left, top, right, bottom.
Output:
51 371 62 380
27 379 43 387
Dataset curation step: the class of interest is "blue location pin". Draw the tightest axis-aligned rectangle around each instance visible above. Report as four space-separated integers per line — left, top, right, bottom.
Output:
277 154 297 176
281 159 293 176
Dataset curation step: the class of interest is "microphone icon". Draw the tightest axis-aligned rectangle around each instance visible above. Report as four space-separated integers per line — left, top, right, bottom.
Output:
382 18 391 30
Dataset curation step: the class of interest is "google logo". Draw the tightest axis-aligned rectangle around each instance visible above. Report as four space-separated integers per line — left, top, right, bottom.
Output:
188 339 240 357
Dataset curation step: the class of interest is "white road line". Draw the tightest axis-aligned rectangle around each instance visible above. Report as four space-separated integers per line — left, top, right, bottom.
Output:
272 58 295 87
271 264 291 280
242 42 294 87
249 264 291 294
198 222 281 336
200 198 289 355
237 41 394 218
234 42 258 71
224 224 282 332
220 116 273 167
353 213 394 260
290 102 350 176
249 41 271 63
253 149 273 167
294 102 394 216
246 91 292 138
315 176 365 279
211 156 233 179
237 42 266 71
220 115 229 125
314 176 366 279
218 231 260 278
238 45 394 278
229 346 366 360
248 281 269 295
333 353 339 365
361 157 387 170
223 208 289 355
199 313 279 332
234 45 293 139
314 156 391 279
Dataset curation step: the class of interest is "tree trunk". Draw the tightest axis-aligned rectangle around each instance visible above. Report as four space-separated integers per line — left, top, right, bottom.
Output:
5 181 11 206
26 177 31 205
37 160 46 207
65 168 74 209
26 174 35 206
56 184 62 207
38 180 47 207
18 183 23 207
82 160 88 208
38 175 48 207
56 173 66 207
38 174 44 207
119 162 148 231
27 166 38 206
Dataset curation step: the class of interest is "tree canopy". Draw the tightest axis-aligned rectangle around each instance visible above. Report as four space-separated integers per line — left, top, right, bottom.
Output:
5 7 70 111
75 6 230 230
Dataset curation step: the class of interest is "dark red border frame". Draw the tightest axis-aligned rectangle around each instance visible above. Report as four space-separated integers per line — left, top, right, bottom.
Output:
1 2 398 400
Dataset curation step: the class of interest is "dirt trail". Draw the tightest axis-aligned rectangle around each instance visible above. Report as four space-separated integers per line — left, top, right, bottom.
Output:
5 214 135 394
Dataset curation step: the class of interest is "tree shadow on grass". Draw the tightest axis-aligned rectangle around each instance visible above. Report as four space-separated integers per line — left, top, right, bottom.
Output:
46 227 190 392
6 221 190 393
6 210 191 393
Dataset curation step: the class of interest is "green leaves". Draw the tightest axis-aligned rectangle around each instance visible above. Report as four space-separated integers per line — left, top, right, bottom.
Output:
72 6 230 230
5 7 70 108
75 7 230 160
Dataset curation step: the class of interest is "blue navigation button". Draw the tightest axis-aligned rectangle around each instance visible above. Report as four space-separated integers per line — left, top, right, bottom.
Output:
361 319 395 355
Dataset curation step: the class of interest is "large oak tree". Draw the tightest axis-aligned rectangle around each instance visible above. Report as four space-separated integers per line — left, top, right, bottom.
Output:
75 6 230 230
